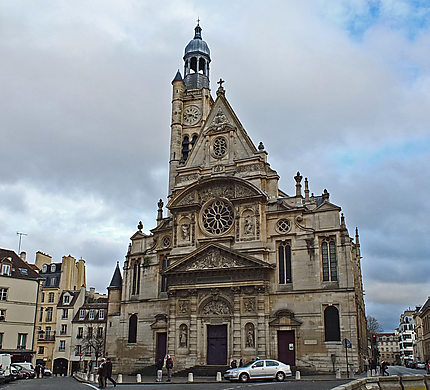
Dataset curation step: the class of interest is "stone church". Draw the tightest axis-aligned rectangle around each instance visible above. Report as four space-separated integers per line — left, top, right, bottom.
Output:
105 23 367 375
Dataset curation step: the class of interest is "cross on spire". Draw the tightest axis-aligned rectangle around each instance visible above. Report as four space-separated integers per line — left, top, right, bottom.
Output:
197 16 200 25
217 78 224 88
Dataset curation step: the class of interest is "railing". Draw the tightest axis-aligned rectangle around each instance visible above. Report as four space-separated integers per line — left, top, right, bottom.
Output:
38 335 56 341
17 345 26 350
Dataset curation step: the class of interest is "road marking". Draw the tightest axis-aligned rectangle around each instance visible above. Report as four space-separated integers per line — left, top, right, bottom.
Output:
84 383 99 390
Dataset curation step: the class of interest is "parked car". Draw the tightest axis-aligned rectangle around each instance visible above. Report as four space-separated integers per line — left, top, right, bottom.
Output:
12 364 35 379
43 367 52 376
0 368 5 384
10 365 24 380
13 362 34 371
415 362 426 369
224 359 292 382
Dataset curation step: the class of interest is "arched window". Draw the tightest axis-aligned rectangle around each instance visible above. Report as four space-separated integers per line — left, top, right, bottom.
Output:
128 314 137 343
190 57 197 73
132 262 139 295
324 306 340 341
278 242 292 284
199 58 206 74
190 134 198 149
321 239 337 281
182 136 190 161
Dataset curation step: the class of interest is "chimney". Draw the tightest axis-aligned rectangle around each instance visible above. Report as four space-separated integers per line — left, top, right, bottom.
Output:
20 252 27 261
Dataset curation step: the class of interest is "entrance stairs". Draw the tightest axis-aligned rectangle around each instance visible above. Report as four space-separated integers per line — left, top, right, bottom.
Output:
174 365 229 377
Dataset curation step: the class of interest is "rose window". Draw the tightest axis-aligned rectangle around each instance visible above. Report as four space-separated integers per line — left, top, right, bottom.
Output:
202 199 234 235
277 219 291 233
213 137 227 158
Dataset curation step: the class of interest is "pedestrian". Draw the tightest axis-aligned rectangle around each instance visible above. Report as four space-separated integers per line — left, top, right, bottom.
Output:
230 359 237 368
89 360 93 374
165 354 173 382
156 358 163 382
363 356 368 373
370 359 377 376
239 359 243 367
35 364 41 379
381 360 389 376
105 358 116 387
97 358 107 388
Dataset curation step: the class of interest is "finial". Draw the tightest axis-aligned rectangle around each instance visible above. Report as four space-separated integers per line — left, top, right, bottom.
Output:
194 19 202 39
137 221 143 231
217 78 225 95
322 189 330 201
294 171 303 198
355 227 360 245
258 142 264 151
304 177 310 203
340 213 346 228
157 199 164 222
311 192 315 202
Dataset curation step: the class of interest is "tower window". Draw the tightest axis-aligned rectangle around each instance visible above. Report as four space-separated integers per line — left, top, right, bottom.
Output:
199 58 206 74
321 239 338 281
182 136 190 161
132 262 140 296
128 314 137 343
190 134 198 149
324 306 340 341
190 57 197 73
278 242 292 284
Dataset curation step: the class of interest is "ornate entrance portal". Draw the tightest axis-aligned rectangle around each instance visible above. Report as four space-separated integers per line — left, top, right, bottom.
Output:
207 324 227 365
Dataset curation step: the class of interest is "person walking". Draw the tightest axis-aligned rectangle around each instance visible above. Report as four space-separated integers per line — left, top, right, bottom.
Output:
156 358 164 382
105 358 116 387
35 364 41 379
230 359 237 368
165 355 173 382
97 358 107 388
363 356 368 373
381 360 389 376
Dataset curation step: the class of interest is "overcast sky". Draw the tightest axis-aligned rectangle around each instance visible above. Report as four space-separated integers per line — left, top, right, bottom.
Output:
1 0 429 332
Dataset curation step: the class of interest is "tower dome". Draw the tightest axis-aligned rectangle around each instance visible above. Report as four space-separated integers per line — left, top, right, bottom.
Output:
183 22 211 90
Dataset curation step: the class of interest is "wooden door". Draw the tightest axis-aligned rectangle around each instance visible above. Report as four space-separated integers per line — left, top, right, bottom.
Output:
278 330 295 366
207 325 227 365
156 332 167 363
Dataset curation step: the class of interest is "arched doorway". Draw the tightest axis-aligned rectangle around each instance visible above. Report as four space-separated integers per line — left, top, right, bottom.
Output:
53 358 68 376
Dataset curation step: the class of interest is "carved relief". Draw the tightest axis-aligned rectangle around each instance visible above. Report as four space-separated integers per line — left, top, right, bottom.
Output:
245 323 255 348
177 173 199 184
179 324 188 348
176 191 196 206
243 297 256 312
185 247 248 271
236 163 264 173
178 300 190 314
201 299 231 315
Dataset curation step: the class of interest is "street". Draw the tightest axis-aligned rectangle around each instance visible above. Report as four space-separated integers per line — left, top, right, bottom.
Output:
386 365 427 377
1 376 349 390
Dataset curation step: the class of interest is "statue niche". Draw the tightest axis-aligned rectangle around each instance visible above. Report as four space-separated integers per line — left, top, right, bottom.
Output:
179 324 188 348
241 209 255 240
245 322 255 348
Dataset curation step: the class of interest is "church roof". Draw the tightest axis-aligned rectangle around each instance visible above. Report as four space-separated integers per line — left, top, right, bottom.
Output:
184 23 210 58
108 262 122 289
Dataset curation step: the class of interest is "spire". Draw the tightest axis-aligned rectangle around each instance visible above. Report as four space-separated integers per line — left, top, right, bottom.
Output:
294 171 303 198
108 262 122 289
194 20 202 39
172 70 183 83
355 227 360 245
304 177 310 203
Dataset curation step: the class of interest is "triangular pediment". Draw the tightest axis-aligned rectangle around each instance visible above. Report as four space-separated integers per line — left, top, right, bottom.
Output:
185 94 259 168
269 309 302 327
314 201 341 212
130 231 148 240
165 243 273 274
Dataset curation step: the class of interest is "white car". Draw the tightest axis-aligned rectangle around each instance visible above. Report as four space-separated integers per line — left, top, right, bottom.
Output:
224 359 292 382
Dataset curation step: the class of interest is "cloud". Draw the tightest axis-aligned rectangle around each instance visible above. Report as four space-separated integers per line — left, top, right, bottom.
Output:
0 0 429 331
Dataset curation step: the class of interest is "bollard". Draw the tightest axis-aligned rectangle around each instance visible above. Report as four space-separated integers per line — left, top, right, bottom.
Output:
188 373 194 382
295 370 301 380
367 369 371 377
83 373 88 381
95 374 99 384
89 373 94 382
117 374 123 384
336 368 342 379
136 373 142 383
216 372 222 382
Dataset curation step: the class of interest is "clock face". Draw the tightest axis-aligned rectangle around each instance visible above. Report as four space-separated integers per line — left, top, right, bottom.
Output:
183 105 201 126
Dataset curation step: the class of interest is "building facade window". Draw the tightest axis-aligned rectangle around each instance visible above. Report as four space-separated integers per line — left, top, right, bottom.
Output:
38 346 44 354
59 340 65 351
41 292 45 303
75 345 82 356
0 332 3 348
79 309 85 320
77 327 83 338
97 327 103 338
48 292 54 303
321 239 338 281
1 264 10 275
60 324 67 335
278 241 292 284
324 306 341 341
160 257 169 293
128 314 137 343
132 262 140 295
39 307 43 322
45 326 51 338
89 310 95 320
63 295 70 304
88 327 93 338
0 288 8 300
99 309 105 320
62 309 68 319
46 307 53 322
0 309 5 321
17 333 27 349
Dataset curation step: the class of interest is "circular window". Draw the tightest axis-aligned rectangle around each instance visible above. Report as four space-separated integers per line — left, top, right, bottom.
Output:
162 236 171 248
213 137 228 158
201 198 234 235
276 219 291 233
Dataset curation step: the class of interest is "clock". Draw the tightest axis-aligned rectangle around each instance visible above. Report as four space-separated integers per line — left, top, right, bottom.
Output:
183 105 201 126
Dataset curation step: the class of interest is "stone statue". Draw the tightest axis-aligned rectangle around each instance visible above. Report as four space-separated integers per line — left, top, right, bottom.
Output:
179 325 187 347
246 325 255 348
244 216 253 235
181 224 190 240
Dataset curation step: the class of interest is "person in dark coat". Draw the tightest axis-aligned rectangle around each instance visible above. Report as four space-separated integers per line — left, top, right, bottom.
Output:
105 358 116 387
97 358 107 388
230 359 237 368
165 355 173 382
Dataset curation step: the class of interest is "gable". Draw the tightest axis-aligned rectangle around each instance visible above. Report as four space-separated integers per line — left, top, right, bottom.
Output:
165 243 273 274
185 94 259 168
314 201 341 213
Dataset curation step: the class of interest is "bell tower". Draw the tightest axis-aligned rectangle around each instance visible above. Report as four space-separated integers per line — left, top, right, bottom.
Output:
168 22 213 197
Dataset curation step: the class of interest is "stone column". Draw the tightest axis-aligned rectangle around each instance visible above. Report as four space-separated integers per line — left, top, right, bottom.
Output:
188 289 198 363
256 286 267 357
167 291 176 356
232 287 241 359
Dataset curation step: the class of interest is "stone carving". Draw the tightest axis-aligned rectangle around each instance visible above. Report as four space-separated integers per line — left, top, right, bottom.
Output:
236 163 264 173
185 248 248 271
245 323 255 348
243 216 254 235
235 183 258 199
201 299 231 315
243 297 256 312
178 300 190 314
179 324 188 347
176 191 196 207
199 184 235 204
211 108 228 127
177 173 199 184
181 224 190 240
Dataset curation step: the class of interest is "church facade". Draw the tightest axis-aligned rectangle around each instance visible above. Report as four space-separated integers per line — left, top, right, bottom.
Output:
105 24 367 375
